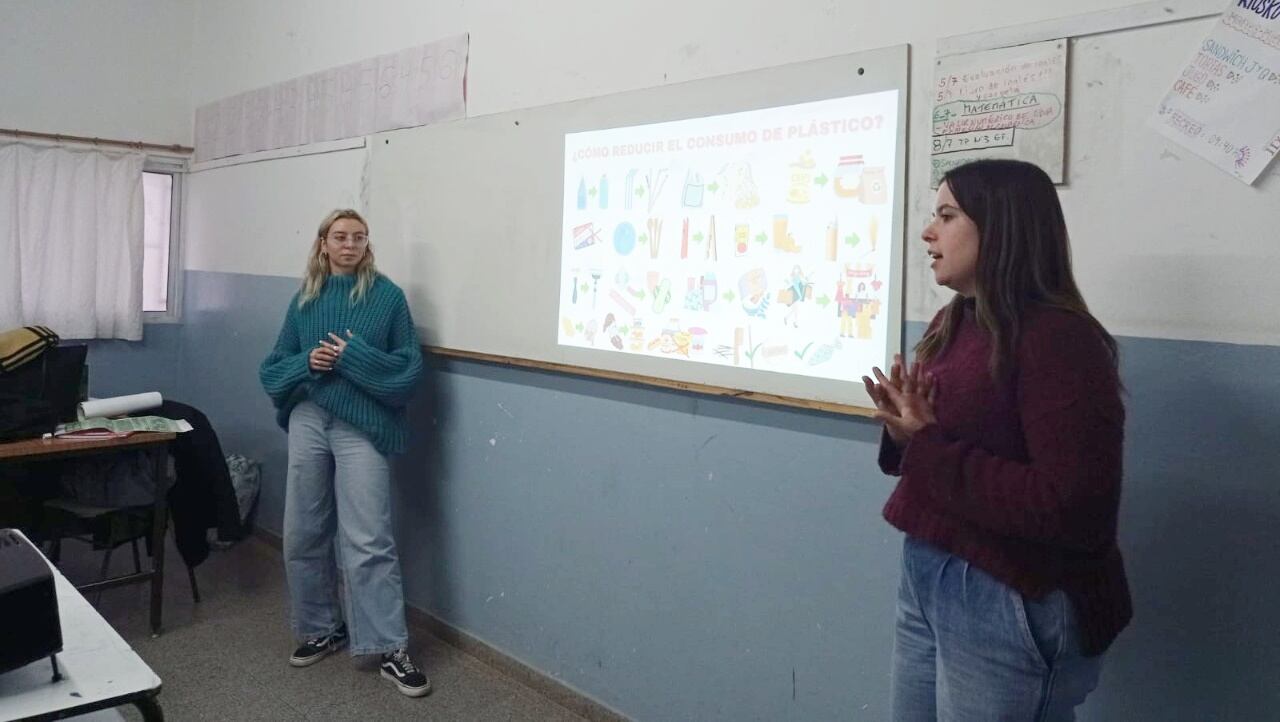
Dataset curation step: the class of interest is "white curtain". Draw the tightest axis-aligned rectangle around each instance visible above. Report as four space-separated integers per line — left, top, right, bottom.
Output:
0 143 146 340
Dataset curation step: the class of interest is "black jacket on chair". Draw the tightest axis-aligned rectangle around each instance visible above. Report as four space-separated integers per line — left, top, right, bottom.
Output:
158 400 243 568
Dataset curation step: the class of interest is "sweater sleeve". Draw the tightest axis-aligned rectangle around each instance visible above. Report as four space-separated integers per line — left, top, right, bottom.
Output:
335 294 423 409
878 429 904 476
899 313 1124 552
259 298 314 408
875 307 945 478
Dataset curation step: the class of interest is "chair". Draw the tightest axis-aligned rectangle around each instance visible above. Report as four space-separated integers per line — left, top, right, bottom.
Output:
38 449 200 606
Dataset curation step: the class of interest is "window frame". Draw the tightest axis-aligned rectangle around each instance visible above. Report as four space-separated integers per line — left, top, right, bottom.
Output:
142 156 187 324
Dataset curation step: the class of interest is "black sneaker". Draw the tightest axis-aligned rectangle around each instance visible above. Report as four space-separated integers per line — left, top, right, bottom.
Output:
289 624 348 667
380 649 431 697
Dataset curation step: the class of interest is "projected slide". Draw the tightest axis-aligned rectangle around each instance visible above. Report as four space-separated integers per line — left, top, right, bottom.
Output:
558 90 898 383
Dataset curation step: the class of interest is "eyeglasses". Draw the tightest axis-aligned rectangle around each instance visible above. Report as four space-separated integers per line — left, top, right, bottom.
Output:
327 232 369 246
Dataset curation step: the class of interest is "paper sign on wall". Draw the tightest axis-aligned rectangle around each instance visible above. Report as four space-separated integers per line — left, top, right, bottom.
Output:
194 34 468 162
1152 0 1280 184
931 39 1068 186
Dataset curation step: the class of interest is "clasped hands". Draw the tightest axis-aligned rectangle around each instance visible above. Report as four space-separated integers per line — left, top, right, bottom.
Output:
308 330 356 373
862 354 939 449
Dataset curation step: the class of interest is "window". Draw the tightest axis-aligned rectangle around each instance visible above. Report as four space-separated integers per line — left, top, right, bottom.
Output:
142 172 172 312
142 160 184 321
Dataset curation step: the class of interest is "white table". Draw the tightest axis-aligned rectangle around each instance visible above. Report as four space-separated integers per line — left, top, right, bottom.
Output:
0 531 163 721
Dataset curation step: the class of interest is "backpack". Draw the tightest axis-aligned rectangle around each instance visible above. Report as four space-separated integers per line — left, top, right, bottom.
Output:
0 343 87 442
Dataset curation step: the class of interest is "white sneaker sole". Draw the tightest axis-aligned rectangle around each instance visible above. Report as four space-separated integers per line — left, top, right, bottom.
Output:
381 669 432 697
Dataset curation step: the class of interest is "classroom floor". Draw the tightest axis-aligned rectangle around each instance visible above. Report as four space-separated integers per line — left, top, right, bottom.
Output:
54 532 590 722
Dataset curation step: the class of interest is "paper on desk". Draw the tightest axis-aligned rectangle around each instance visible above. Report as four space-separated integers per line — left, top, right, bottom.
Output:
77 392 163 420
55 415 193 437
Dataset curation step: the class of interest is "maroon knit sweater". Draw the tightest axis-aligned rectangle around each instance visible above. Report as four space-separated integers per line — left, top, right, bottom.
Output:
880 301 1132 656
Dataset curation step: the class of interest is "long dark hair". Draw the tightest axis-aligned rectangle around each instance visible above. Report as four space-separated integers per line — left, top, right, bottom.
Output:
915 160 1118 380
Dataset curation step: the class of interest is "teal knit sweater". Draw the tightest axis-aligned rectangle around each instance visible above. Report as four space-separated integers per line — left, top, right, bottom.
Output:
259 273 423 455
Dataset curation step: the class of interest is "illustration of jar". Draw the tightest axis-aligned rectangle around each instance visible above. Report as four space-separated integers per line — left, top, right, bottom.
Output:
735 223 749 256
700 273 718 311
861 166 888 205
834 155 865 199
689 327 707 353
629 319 645 351
787 150 815 204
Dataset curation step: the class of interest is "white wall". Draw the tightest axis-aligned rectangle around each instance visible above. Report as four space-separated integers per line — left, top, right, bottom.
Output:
187 0 1138 116
183 0 1148 323
0 0 196 144
8 0 1274 339
184 148 375 277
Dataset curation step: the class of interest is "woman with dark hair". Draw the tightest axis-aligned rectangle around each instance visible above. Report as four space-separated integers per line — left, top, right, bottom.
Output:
863 160 1131 720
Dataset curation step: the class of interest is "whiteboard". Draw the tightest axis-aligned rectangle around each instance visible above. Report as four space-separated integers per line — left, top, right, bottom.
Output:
370 45 909 410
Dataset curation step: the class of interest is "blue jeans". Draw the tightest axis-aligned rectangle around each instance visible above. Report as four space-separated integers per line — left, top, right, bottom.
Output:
892 536 1103 721
283 401 408 655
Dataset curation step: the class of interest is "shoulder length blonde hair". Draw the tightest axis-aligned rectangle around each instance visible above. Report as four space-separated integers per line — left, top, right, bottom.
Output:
299 209 379 308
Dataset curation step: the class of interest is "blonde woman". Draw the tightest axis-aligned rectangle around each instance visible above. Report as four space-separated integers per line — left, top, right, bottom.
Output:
259 209 428 697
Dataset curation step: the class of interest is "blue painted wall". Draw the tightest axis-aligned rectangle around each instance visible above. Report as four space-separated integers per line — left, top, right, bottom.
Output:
87 269 1280 721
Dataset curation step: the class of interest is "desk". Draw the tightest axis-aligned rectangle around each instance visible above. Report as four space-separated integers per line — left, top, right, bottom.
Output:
0 530 163 722
0 434 176 635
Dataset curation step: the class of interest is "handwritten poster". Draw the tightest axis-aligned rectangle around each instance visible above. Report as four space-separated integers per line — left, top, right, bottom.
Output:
193 34 468 162
931 40 1068 186
1152 0 1280 184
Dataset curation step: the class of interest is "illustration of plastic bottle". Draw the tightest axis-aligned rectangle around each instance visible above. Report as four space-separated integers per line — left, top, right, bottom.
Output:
577 177 587 210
